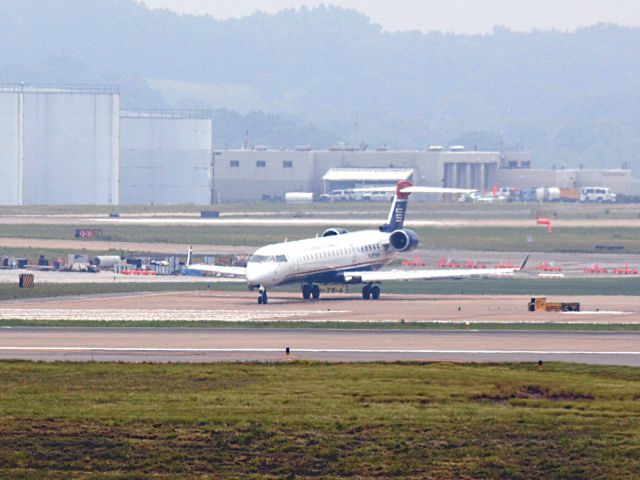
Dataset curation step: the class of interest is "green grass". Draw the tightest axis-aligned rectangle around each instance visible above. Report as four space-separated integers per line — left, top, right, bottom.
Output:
1 200 639 220
1 320 640 331
0 281 241 301
0 277 637 303
0 361 638 478
0 248 117 263
2 223 640 252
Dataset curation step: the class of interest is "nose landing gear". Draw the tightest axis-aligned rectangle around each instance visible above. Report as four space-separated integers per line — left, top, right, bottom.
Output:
257 286 268 304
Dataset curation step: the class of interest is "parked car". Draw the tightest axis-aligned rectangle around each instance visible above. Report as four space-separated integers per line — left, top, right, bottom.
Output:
319 189 367 202
362 191 394 202
319 189 352 202
580 187 616 203
458 192 482 203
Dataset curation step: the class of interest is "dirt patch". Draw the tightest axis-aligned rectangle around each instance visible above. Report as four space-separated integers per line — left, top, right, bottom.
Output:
474 384 594 403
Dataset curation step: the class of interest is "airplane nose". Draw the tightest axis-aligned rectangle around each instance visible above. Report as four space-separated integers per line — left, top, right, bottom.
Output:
246 264 274 286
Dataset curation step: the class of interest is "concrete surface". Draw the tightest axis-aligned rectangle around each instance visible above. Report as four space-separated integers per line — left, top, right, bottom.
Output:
1 291 638 324
1 328 639 365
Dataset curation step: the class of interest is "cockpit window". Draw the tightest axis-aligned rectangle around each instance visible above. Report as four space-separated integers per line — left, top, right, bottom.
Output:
248 255 276 263
275 255 288 262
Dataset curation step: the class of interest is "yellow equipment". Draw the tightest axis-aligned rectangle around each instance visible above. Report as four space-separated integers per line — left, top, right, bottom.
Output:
529 297 580 312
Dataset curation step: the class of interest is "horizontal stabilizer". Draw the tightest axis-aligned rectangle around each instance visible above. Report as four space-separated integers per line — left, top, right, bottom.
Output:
402 186 476 195
354 186 476 194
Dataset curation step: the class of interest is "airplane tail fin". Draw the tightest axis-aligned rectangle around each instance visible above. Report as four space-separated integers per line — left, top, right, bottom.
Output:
187 245 193 267
380 180 413 232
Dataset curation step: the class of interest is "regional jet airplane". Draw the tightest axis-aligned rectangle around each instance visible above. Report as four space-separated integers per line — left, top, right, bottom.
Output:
187 181 528 304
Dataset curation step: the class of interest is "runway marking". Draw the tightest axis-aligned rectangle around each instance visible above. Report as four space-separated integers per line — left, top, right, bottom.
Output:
562 311 633 315
1 311 637 324
1 347 639 355
0 309 350 322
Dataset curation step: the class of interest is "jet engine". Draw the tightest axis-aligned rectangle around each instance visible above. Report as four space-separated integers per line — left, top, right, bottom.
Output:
322 228 349 237
389 229 419 252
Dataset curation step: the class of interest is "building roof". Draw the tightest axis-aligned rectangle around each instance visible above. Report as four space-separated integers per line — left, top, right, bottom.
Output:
322 168 414 182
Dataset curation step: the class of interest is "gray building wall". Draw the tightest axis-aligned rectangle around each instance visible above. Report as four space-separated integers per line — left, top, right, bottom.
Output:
120 111 213 205
436 151 510 190
312 150 435 192
0 85 120 205
214 150 314 202
574 169 633 194
497 167 634 193
213 149 503 201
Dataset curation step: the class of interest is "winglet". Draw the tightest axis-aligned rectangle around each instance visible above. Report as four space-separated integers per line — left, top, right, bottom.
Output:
520 254 530 271
187 245 193 267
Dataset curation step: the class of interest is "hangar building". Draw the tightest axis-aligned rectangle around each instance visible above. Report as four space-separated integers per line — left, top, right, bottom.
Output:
213 147 634 202
0 84 119 205
120 110 213 205
213 148 523 201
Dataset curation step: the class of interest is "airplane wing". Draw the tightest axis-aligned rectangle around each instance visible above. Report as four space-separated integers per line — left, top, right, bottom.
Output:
185 245 247 278
343 256 529 283
186 263 247 277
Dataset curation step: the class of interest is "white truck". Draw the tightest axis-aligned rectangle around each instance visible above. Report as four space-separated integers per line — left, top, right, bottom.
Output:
535 187 561 202
285 192 314 204
580 187 616 203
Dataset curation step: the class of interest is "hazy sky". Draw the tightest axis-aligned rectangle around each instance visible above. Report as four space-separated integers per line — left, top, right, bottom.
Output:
142 0 640 34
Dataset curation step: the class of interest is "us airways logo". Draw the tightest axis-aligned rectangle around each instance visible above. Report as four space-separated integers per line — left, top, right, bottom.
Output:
393 200 408 226
380 197 409 232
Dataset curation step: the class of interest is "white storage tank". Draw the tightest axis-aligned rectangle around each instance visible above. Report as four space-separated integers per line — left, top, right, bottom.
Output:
0 84 120 205
120 110 213 205
0 89 22 205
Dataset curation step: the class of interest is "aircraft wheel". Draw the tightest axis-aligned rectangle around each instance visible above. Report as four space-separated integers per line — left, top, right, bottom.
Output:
258 296 263 304
302 284 311 300
371 285 381 300
261 291 268 305
362 285 371 300
311 285 321 300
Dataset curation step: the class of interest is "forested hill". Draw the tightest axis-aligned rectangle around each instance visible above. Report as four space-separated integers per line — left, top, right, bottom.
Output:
1 0 639 170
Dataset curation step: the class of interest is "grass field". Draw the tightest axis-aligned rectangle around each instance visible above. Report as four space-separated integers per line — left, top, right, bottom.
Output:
0 281 233 302
2 223 640 253
2 319 640 331
0 277 638 303
0 361 638 479
1 200 639 220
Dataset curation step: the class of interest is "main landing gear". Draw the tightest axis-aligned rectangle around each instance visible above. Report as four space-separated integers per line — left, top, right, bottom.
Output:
302 284 321 300
257 286 268 304
362 284 381 300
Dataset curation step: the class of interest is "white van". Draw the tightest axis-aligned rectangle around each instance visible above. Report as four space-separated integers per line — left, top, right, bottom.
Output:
580 187 616 203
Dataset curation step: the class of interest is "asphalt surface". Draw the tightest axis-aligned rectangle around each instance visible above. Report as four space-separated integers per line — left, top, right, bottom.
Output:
3 291 638 323
1 328 639 366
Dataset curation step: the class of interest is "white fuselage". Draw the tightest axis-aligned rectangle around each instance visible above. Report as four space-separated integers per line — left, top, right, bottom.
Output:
246 230 397 287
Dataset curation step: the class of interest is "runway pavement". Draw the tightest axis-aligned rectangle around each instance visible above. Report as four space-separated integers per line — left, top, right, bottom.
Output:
2 291 638 323
1 328 639 366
